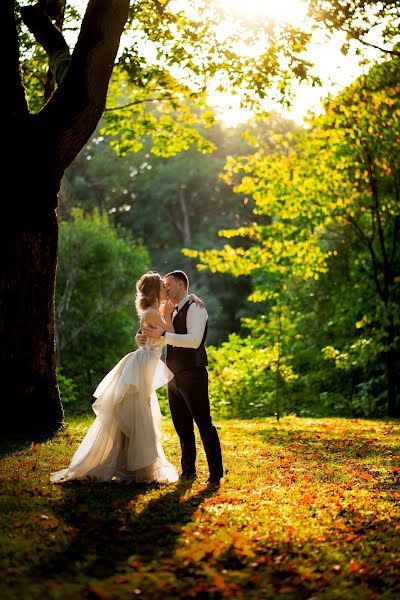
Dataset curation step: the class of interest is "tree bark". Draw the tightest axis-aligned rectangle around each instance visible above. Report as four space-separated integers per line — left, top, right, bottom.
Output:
385 316 399 417
1 144 63 434
178 185 191 246
1 227 63 434
386 349 398 417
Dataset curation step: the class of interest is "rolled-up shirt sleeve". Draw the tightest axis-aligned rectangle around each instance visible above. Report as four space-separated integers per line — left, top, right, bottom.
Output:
164 304 208 349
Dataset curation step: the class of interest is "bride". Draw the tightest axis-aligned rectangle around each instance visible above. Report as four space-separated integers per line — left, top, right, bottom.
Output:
51 271 179 484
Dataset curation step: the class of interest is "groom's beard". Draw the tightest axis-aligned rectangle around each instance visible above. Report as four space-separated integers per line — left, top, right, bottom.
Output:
168 292 178 304
166 292 178 305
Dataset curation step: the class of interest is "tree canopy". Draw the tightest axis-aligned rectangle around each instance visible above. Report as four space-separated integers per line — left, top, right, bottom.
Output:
186 57 400 417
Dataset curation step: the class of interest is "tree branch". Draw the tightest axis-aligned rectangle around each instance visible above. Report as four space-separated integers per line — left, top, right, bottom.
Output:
105 90 202 112
1 0 29 118
40 0 130 171
178 185 191 246
153 0 172 16
343 210 384 301
364 147 390 299
20 2 70 86
357 37 400 57
390 216 399 265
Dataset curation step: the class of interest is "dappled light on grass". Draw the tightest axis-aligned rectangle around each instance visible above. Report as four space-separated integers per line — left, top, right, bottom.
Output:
1 415 399 598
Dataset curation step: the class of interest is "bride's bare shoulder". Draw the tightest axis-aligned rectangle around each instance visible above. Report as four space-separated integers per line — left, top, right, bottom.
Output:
141 308 161 326
142 307 158 318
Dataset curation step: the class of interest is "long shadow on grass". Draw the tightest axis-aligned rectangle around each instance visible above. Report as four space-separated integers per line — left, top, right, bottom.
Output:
35 479 217 579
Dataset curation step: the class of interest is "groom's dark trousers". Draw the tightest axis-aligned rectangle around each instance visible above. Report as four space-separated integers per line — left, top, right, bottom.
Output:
168 367 223 479
166 299 223 480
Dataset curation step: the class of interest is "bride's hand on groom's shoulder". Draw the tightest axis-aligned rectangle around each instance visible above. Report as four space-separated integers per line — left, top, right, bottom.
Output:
189 293 205 309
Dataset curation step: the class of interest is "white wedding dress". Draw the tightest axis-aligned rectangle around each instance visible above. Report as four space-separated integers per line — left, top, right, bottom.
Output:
51 331 179 484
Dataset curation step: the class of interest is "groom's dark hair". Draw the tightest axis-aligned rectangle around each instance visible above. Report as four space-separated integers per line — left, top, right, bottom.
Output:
164 270 189 289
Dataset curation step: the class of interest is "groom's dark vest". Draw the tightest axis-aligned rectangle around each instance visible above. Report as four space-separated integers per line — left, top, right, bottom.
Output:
166 300 208 374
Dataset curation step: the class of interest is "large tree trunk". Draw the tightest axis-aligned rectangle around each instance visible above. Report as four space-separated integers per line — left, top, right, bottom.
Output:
1 221 63 434
1 138 63 434
0 0 130 436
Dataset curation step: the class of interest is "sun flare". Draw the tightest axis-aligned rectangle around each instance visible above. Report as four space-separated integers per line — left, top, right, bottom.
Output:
221 0 308 26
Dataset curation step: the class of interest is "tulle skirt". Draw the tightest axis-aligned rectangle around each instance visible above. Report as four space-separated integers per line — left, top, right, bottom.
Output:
51 347 178 484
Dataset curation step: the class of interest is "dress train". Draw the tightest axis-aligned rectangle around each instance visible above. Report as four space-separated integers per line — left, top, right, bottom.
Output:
51 341 178 484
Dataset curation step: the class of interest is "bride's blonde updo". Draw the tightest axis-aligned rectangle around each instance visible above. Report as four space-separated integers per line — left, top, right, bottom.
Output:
135 271 162 316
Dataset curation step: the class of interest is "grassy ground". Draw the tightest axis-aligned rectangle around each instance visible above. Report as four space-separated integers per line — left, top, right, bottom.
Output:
1 414 399 599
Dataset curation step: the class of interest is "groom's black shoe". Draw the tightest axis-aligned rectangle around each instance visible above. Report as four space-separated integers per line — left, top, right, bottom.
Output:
206 469 227 487
179 472 197 481
206 476 222 487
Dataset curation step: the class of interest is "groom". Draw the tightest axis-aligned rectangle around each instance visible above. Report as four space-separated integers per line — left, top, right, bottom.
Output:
143 270 224 485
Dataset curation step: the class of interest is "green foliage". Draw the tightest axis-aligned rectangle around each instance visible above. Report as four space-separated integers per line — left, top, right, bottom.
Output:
208 331 297 419
155 381 170 417
18 0 319 158
308 0 400 58
189 58 400 417
56 209 150 407
100 0 318 156
56 369 78 409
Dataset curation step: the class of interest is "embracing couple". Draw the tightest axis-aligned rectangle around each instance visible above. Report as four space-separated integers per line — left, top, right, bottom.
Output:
51 270 224 487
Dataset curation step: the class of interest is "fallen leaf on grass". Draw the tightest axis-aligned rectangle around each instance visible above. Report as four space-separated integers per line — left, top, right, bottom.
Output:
358 472 373 481
301 492 312 504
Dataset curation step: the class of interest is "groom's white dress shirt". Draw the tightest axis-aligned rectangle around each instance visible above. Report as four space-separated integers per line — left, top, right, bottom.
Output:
163 294 208 349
